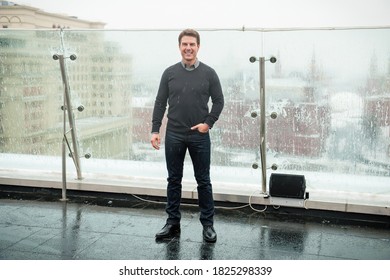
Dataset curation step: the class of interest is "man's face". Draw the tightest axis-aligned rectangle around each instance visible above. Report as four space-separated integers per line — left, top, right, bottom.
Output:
179 35 199 65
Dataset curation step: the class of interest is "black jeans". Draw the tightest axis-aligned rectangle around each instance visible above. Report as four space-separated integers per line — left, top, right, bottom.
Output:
164 130 214 226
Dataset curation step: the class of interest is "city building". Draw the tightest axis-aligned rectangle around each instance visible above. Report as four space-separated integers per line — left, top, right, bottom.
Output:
0 1 105 29
0 1 133 159
362 53 390 160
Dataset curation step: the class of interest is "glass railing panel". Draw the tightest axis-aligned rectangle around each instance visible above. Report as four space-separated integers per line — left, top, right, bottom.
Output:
0 29 65 168
263 28 390 202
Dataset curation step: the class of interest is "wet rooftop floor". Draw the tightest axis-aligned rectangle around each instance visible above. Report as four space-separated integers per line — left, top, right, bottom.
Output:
1 195 389 260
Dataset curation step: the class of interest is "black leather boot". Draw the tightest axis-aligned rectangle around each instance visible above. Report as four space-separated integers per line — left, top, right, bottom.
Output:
155 224 181 240
203 225 217 243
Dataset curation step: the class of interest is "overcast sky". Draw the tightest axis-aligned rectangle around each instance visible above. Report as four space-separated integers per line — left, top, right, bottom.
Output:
13 0 390 29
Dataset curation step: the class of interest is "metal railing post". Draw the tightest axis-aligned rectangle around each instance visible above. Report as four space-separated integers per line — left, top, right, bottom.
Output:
61 79 67 200
250 56 277 196
259 57 267 194
58 54 83 180
54 53 84 201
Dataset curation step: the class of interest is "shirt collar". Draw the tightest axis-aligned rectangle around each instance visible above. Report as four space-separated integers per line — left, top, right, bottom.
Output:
181 59 200 71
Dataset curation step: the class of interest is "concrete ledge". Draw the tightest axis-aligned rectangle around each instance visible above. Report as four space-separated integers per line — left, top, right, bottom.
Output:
1 169 389 218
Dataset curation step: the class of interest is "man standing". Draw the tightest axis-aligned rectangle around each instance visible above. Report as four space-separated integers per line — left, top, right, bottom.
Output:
151 29 224 243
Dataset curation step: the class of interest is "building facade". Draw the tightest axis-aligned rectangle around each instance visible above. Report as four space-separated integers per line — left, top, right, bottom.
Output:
0 1 133 159
1 1 105 29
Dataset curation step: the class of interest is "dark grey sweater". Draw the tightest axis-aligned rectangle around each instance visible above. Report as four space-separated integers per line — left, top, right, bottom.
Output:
151 62 224 134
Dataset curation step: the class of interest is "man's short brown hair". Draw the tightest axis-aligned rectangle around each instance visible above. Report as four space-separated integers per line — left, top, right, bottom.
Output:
178 29 200 45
